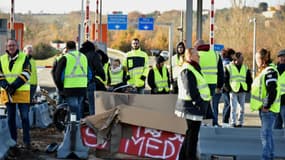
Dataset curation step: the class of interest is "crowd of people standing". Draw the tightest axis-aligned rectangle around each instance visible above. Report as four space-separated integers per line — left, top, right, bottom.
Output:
1 37 285 159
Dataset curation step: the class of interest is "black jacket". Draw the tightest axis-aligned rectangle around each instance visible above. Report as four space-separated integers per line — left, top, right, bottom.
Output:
79 42 105 82
277 63 285 105
54 52 87 97
263 68 278 109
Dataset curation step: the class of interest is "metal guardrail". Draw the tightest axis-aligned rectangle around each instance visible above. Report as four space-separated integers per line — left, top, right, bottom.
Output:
198 126 285 160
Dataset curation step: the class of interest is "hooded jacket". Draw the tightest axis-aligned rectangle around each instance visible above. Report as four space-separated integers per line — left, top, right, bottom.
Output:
79 41 105 82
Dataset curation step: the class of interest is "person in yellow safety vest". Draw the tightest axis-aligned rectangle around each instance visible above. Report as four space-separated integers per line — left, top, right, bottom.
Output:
274 49 285 129
147 55 170 94
0 39 32 153
224 52 252 127
174 48 211 160
54 41 88 120
23 45 38 102
250 48 280 160
123 38 149 94
172 41 186 94
94 49 108 91
107 58 127 92
194 39 224 127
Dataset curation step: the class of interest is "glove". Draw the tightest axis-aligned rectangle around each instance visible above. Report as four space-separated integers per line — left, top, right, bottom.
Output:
140 76 146 81
6 85 16 95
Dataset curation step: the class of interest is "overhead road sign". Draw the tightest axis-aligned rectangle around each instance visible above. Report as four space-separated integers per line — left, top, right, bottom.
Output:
138 17 154 31
107 14 128 30
214 44 224 52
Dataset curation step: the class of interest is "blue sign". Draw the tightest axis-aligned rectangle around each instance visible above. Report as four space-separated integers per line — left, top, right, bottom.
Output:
214 44 224 51
107 14 128 30
138 17 154 31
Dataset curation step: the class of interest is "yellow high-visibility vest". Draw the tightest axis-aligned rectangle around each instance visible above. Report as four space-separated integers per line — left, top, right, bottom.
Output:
250 66 280 113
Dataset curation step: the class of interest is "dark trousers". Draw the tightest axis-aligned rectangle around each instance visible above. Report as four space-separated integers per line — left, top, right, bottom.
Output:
7 103 30 145
179 119 201 160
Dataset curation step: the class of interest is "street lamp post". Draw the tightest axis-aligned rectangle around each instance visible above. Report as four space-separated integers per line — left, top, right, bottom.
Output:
250 17 256 79
178 10 184 42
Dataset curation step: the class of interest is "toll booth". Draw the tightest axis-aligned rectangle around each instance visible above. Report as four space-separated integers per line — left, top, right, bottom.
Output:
0 19 8 55
91 23 107 44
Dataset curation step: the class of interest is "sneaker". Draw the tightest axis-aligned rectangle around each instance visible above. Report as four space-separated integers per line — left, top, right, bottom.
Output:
222 123 232 128
236 124 243 128
213 124 220 128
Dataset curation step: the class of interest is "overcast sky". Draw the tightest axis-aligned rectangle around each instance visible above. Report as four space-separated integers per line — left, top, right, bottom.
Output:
1 0 284 14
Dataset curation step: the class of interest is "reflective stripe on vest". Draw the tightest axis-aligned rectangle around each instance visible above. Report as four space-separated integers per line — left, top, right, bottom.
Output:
199 50 218 84
227 63 248 92
178 63 211 101
96 63 109 85
0 52 30 91
250 66 281 113
153 66 170 92
64 51 88 88
110 69 124 85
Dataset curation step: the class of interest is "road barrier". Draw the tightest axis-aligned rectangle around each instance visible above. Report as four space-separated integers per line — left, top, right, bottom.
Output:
0 118 16 160
34 103 53 128
57 122 89 159
198 126 285 160
16 103 52 129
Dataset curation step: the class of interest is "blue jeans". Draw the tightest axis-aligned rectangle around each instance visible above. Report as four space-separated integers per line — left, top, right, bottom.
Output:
222 92 230 123
274 105 285 129
87 81 96 115
259 111 277 160
6 103 30 145
229 92 246 126
65 96 84 121
209 84 221 126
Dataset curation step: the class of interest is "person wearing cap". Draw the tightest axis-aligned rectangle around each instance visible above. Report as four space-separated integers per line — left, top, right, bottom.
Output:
274 49 285 129
194 39 224 127
147 55 170 94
